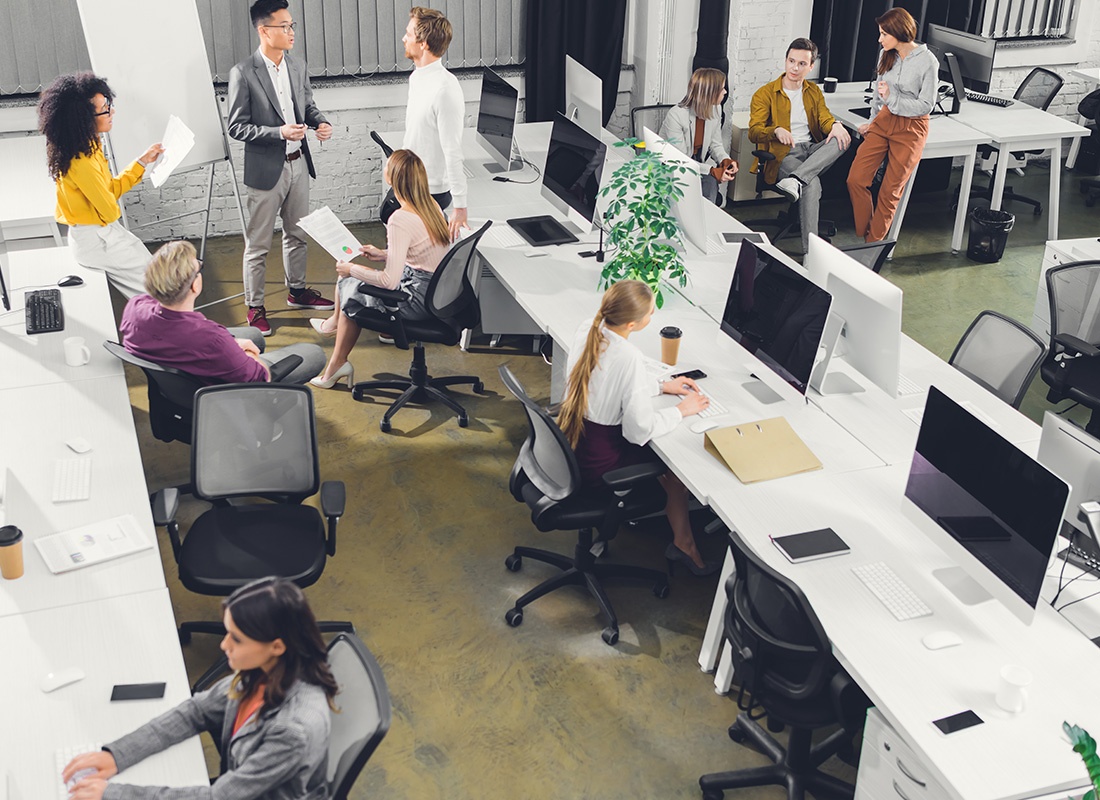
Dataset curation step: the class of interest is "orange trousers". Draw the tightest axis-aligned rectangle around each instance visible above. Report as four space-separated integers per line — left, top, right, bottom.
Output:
846 107 929 243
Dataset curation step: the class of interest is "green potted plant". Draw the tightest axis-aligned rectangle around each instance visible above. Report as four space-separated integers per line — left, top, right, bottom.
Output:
598 138 696 307
1065 722 1100 799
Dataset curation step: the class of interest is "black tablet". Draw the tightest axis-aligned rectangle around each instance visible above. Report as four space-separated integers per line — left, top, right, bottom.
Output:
506 216 579 247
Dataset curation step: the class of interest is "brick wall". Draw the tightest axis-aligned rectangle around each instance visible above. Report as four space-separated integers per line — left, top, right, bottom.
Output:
726 0 794 112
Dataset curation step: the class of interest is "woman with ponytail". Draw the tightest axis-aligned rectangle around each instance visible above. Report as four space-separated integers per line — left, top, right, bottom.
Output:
559 280 718 575
310 148 452 388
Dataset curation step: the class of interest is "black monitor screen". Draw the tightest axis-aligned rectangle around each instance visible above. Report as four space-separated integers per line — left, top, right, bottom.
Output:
542 114 607 226
476 67 518 164
925 24 996 94
720 241 831 395
905 386 1068 609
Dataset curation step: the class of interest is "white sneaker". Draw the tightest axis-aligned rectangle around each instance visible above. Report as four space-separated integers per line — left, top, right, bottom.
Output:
775 176 802 202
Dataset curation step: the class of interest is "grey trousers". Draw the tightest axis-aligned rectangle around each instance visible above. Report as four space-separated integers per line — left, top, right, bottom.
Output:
242 157 310 308
777 138 845 252
226 326 326 385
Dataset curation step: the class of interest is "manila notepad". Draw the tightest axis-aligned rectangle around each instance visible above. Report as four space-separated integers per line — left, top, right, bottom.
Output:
703 417 822 484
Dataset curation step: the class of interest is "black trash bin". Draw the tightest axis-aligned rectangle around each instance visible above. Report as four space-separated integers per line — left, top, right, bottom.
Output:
966 208 1015 263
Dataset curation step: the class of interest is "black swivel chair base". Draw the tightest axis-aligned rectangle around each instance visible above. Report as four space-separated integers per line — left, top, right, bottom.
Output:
351 341 484 432
1082 178 1100 207
699 714 856 800
503 527 670 646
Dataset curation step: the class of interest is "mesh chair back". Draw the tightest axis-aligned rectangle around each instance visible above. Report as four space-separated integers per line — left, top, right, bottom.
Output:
631 104 674 140
191 384 319 501
499 365 580 501
327 633 392 800
426 221 492 328
949 311 1046 409
1014 67 1063 111
1047 262 1100 351
837 239 895 273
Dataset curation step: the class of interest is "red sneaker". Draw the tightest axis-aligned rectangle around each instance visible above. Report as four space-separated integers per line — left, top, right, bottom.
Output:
287 287 335 311
247 305 272 337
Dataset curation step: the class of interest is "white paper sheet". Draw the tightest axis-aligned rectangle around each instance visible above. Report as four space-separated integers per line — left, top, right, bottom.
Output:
297 206 363 261
148 115 196 188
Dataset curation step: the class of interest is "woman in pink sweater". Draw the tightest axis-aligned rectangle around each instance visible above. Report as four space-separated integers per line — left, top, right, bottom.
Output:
310 149 451 388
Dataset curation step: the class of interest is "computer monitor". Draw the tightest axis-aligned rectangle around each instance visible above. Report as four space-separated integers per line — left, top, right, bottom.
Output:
565 55 603 136
1038 413 1100 543
804 234 903 397
642 126 711 255
720 240 832 400
925 24 997 94
903 386 1070 625
475 67 519 173
539 113 607 232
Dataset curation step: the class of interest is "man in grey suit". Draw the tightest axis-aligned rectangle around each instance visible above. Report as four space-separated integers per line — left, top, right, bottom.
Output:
228 0 334 337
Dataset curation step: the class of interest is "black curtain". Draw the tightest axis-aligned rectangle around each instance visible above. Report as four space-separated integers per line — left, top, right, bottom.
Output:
692 0 730 76
524 0 628 126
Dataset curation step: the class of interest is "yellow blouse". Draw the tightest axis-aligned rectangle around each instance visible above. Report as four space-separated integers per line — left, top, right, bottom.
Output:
55 145 145 226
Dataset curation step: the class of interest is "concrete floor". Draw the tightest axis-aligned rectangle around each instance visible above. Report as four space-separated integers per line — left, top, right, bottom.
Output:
117 162 1097 799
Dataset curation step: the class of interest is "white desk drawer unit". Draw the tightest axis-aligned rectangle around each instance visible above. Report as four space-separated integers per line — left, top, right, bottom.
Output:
856 709 950 800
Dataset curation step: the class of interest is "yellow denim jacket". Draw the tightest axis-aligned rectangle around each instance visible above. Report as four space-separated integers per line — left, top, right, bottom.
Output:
55 144 145 226
748 75 837 185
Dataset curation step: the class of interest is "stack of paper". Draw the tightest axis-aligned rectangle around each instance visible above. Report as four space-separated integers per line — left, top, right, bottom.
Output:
148 115 196 188
297 206 364 262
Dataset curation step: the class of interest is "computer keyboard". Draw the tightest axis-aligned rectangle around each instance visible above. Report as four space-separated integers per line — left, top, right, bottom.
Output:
704 236 724 256
463 164 474 179
696 387 729 418
896 373 924 396
25 288 64 334
943 86 1012 107
56 743 100 800
482 226 527 249
851 561 933 621
53 458 92 503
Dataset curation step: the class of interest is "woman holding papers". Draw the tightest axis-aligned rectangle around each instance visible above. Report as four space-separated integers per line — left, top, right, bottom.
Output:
309 149 451 388
558 280 720 576
62 578 337 800
38 73 164 298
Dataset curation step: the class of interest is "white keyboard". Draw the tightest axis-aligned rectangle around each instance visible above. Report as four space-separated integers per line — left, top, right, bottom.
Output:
696 387 729 418
56 743 100 799
463 164 474 178
852 561 932 621
482 226 527 249
53 458 92 503
896 373 924 396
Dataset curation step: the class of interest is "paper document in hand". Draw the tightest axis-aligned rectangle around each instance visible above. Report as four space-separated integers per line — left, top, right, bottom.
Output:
149 114 196 187
297 206 364 261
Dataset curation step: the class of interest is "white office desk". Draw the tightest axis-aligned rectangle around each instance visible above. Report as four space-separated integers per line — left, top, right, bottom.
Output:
0 248 121 390
0 588 208 799
0 135 63 245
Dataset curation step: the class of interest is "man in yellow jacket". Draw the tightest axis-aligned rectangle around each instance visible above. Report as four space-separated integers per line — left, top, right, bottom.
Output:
749 38 851 253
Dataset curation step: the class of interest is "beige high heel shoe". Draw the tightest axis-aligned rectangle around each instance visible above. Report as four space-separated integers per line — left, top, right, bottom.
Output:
309 361 354 389
309 317 337 338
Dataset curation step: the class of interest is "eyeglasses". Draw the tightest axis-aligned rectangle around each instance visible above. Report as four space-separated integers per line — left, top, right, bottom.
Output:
92 101 114 117
262 22 296 34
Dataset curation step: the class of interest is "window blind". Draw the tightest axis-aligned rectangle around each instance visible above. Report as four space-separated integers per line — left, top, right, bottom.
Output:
980 0 1080 39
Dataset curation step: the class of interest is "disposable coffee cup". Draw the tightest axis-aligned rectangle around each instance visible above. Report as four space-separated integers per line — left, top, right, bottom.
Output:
994 664 1032 713
0 525 24 580
823 77 838 93
659 326 682 366
63 336 91 367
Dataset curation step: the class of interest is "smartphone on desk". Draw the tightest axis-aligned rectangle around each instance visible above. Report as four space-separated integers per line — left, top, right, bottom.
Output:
672 369 707 381
111 682 166 702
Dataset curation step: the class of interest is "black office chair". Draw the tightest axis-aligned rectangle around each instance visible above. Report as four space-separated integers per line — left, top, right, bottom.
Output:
751 150 837 244
1040 261 1100 437
498 365 670 646
631 103 674 140
837 239 895 274
350 222 491 432
327 632 392 800
150 384 352 688
949 310 1046 409
963 67 1064 216
698 529 869 800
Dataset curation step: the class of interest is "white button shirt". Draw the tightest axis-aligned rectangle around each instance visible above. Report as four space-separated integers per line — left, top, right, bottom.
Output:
567 320 682 446
405 59 467 208
261 51 301 155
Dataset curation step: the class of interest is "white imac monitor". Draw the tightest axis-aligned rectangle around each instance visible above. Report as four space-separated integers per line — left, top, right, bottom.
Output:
642 126 725 257
1038 413 1100 542
903 386 1070 625
565 55 603 136
804 233 902 397
475 67 519 173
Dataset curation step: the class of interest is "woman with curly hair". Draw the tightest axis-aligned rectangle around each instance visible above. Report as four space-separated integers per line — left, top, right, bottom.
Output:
37 72 163 297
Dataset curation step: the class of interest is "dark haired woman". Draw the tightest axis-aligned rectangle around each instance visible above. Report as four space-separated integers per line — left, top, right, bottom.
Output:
62 578 338 799
846 7 938 243
37 72 163 297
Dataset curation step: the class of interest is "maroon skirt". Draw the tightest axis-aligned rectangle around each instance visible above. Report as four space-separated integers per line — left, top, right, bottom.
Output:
575 420 663 489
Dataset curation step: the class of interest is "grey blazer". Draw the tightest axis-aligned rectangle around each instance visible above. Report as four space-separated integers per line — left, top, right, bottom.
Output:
659 104 731 168
227 50 329 191
101 677 332 800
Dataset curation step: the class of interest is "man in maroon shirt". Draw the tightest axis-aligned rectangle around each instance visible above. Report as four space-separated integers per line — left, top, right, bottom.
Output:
120 240 325 384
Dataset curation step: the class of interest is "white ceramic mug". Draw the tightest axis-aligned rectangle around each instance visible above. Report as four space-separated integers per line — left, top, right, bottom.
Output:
63 336 91 367
995 664 1032 713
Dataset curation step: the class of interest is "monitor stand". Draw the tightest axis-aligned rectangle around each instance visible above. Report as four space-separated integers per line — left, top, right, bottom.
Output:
741 376 784 405
932 566 992 606
809 314 866 396
482 161 511 174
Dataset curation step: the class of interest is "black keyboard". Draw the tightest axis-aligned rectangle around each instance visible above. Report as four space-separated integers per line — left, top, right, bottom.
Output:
25 288 64 334
944 86 1012 107
1060 542 1100 576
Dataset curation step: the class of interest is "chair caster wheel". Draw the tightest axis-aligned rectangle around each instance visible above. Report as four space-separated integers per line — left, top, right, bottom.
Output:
473 381 484 393
178 629 191 645
702 790 724 800
379 419 392 433
505 554 522 572
728 723 746 743
505 608 523 627
458 415 469 428
653 581 670 599
601 627 619 646
351 387 364 401
1033 206 1042 216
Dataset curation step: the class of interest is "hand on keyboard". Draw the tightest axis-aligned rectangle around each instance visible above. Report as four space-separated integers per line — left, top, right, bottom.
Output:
58 745 114 799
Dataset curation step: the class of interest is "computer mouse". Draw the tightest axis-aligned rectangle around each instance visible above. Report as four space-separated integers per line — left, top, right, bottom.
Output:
921 631 962 651
40 666 85 693
58 275 84 287
690 419 723 435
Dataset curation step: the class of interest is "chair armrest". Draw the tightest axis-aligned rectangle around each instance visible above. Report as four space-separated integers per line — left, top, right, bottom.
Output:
751 149 776 162
977 143 998 158
151 488 179 526
1055 333 1100 358
267 355 303 383
356 282 407 309
601 462 666 490
320 480 346 518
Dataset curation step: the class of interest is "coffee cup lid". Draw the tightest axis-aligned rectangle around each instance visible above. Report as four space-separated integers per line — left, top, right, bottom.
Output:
0 525 23 546
660 326 682 338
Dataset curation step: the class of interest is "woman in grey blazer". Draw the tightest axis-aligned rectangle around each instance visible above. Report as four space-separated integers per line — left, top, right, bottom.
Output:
659 68 738 204
63 579 339 800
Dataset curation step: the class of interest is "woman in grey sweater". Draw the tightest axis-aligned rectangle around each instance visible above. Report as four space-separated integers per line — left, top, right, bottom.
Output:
846 7 939 242
63 578 339 800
